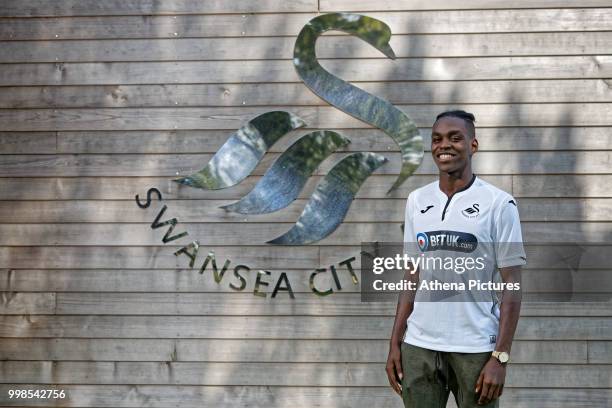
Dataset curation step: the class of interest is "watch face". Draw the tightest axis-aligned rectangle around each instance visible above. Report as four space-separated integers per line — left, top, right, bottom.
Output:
499 352 509 363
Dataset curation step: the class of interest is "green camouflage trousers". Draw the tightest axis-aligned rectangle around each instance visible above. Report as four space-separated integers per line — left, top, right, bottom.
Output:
401 342 499 408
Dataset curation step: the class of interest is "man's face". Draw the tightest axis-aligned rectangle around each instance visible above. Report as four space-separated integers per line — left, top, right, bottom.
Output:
431 116 478 173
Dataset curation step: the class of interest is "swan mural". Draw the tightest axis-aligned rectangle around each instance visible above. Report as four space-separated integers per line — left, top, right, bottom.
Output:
175 13 424 245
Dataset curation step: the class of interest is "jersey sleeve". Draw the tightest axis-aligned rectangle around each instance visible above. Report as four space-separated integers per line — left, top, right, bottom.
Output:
403 193 418 257
493 196 527 268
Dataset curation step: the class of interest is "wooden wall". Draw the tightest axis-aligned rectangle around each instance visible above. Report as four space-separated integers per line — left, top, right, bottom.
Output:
1 1 611 407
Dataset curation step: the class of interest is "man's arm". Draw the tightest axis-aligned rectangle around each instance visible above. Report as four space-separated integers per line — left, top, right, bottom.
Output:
476 265 522 405
385 266 418 395
494 265 522 353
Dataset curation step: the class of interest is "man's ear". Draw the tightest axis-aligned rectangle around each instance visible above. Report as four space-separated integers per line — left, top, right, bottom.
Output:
471 137 479 155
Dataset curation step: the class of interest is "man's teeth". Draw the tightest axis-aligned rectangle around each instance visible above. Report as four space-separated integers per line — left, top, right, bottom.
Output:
439 153 454 159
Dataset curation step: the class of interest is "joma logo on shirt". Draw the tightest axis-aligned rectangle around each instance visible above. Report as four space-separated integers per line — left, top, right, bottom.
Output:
416 230 478 253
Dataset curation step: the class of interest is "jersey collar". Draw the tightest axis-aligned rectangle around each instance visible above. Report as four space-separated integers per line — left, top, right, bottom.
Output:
438 174 477 197
438 174 477 221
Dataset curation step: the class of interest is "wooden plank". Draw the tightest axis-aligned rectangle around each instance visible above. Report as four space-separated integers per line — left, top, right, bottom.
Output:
2 104 611 132
3 268 610 296
175 339 586 364
12 127 590 156
0 14 315 40
3 32 611 63
0 246 319 270
0 292 54 314
0 175 286 200
0 199 408 223
511 341 588 364
2 268 609 295
0 222 394 246
0 221 611 246
0 269 352 293
0 338 586 364
1 361 609 387
2 57 610 86
588 341 612 363
0 175 512 200
0 270 326 295
0 361 610 388
0 221 610 246
321 244 612 269
507 365 611 388
520 302 612 316
0 132 55 153
514 175 612 198
0 244 607 271
52 293 612 316
522 269 612 294
517 198 612 222
53 293 397 315
518 317 612 340
0 385 413 408
49 127 612 154
2 9 610 40
0 385 608 408
2 198 610 223
0 315 400 338
0 338 177 362
0 315 609 339
3 151 612 177
3 80 612 109
0 0 318 17
522 222 612 242
321 0 612 11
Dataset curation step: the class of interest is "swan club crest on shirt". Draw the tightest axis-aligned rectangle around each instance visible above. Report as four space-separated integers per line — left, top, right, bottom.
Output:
461 203 481 218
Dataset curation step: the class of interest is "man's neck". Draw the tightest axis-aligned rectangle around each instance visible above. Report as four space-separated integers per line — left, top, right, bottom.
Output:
438 167 474 197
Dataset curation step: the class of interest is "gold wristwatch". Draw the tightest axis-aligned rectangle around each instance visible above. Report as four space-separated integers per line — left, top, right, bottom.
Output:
492 350 510 364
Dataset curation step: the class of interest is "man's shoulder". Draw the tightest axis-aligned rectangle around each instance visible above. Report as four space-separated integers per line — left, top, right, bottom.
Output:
474 178 521 223
408 180 438 201
474 177 514 203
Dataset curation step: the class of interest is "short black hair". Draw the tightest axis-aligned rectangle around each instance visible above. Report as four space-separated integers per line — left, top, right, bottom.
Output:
434 110 476 138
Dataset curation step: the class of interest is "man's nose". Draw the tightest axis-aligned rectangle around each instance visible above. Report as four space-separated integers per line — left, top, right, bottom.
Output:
439 138 452 149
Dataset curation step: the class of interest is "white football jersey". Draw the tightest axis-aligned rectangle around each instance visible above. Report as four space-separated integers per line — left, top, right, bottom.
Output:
403 175 526 352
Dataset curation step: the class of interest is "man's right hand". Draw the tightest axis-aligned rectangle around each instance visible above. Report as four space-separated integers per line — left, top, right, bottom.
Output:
385 343 403 395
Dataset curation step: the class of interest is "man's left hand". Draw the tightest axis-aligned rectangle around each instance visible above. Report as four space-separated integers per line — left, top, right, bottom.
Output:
475 357 506 405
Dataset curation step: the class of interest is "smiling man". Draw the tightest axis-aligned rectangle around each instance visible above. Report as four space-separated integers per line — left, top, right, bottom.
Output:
385 110 526 407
